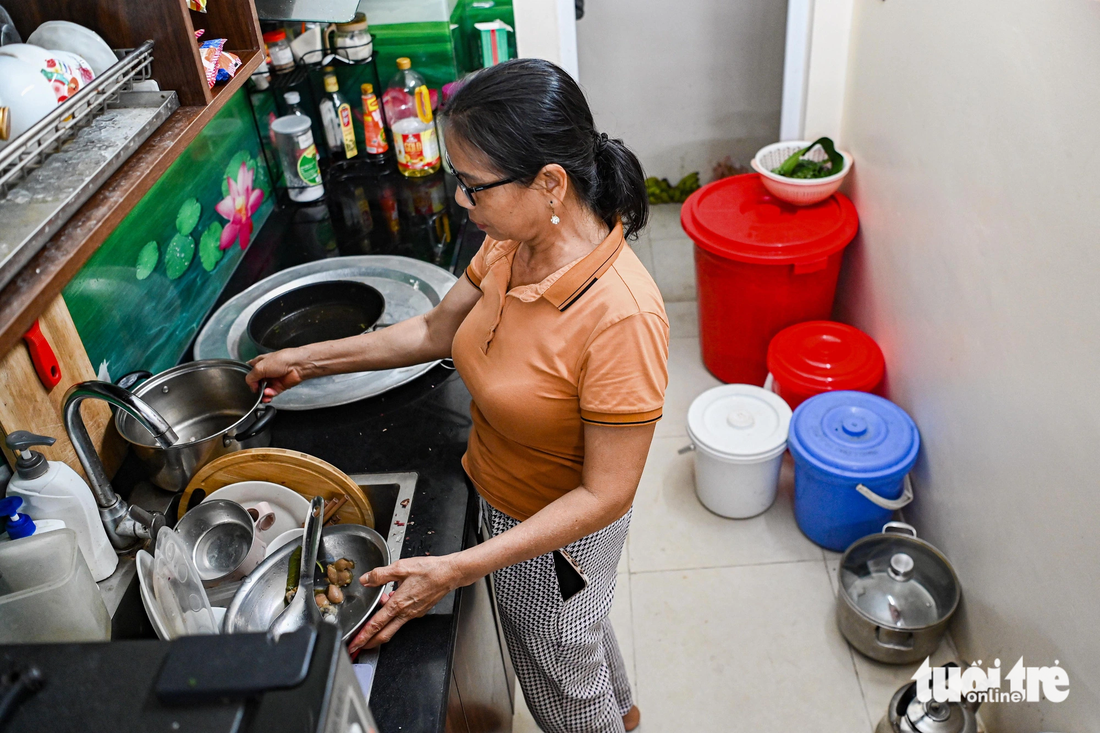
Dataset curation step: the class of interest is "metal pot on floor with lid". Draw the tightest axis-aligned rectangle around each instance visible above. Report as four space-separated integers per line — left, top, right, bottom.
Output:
876 664 981 733
114 360 276 492
836 521 961 664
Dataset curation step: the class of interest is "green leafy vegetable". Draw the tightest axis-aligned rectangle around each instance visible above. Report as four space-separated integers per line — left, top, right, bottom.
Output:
645 172 701 204
164 232 195 280
176 198 201 236
199 222 224 272
772 137 844 179
135 241 159 280
284 546 302 605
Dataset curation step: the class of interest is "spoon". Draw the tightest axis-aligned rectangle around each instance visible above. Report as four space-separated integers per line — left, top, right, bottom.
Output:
269 495 324 639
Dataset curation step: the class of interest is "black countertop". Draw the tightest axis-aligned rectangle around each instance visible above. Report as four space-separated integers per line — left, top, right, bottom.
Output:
202 163 485 733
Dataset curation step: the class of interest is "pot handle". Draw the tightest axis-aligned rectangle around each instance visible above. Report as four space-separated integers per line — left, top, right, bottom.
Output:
855 474 914 511
875 626 916 651
116 370 153 391
228 406 278 445
882 520 918 538
677 443 695 454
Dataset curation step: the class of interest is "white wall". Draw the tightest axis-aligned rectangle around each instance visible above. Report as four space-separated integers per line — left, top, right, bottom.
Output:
801 0 853 141
513 0 579 79
575 0 789 181
835 1 1100 730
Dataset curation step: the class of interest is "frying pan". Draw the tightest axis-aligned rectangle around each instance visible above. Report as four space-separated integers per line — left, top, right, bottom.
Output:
247 280 386 354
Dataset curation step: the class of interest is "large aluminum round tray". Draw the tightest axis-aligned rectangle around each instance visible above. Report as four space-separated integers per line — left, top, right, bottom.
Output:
195 256 457 410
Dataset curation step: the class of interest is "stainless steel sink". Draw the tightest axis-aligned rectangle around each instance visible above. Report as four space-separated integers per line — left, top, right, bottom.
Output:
103 472 417 638
347 472 417 562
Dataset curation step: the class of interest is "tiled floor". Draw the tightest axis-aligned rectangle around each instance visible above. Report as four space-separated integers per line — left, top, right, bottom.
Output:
512 300 960 732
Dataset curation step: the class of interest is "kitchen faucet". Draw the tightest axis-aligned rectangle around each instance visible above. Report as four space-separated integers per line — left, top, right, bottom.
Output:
63 381 179 551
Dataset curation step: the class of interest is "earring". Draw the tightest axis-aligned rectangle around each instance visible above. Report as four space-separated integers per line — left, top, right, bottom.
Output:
549 200 560 225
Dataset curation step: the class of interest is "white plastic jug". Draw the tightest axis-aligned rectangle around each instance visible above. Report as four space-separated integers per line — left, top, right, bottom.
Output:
5 432 117 581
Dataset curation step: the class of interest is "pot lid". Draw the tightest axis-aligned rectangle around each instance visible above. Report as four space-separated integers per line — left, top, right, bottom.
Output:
680 173 859 265
840 526 960 631
904 697 974 733
788 391 919 479
767 321 885 393
843 551 943 629
687 384 792 459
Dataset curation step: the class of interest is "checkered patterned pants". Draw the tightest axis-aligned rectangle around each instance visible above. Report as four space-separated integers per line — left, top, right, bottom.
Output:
481 499 634 733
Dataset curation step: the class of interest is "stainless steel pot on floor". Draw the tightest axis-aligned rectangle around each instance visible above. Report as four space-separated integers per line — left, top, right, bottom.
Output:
114 360 276 491
836 522 961 664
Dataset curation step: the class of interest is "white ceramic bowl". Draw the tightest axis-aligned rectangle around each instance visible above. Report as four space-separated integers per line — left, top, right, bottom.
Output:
51 50 95 88
751 140 853 206
200 480 310 543
0 56 58 149
0 43 82 102
28 21 117 75
264 527 304 558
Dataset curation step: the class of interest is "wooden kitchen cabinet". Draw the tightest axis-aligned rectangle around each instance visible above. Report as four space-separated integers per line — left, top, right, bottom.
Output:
0 0 263 358
449 576 514 733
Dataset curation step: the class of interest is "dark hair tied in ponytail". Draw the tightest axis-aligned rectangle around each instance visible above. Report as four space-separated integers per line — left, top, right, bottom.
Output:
442 59 650 239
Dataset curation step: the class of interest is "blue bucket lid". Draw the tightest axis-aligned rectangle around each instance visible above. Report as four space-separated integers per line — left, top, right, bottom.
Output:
789 391 919 480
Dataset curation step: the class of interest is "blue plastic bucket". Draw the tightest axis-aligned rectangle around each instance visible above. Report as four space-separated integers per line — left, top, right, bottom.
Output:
788 390 920 551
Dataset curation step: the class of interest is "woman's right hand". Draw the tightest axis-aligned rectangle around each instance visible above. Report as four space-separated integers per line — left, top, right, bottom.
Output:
246 348 310 402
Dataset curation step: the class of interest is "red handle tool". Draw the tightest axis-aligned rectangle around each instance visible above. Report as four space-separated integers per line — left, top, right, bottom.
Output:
23 320 62 389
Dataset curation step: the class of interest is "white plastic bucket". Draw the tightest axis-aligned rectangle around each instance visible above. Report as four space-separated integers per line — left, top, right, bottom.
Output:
686 385 793 518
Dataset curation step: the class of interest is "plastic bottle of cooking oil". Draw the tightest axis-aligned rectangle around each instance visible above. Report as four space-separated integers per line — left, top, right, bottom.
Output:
385 58 440 177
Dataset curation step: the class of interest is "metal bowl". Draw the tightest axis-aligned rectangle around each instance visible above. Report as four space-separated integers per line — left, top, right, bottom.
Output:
174 500 256 585
222 524 390 642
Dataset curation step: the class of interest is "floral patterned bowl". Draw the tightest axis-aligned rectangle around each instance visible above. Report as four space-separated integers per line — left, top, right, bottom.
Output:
0 55 57 149
0 43 85 103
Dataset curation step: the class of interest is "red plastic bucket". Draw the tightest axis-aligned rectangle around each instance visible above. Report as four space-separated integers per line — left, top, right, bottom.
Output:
682 174 859 385
766 321 885 409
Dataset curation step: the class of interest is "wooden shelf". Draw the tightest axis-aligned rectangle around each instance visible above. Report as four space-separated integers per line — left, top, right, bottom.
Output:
0 51 262 358
0 0 263 356
7 0 263 107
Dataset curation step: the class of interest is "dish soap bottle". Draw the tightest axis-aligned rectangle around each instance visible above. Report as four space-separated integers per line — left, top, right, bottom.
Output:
319 67 358 160
4 431 117 580
385 58 441 177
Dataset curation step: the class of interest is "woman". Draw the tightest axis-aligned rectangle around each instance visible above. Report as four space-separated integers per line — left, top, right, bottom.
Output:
247 58 668 733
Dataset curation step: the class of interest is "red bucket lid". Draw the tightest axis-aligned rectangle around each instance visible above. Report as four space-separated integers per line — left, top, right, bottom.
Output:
767 321 885 394
680 173 859 264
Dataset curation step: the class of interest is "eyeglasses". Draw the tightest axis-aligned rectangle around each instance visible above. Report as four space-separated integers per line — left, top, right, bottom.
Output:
447 153 513 206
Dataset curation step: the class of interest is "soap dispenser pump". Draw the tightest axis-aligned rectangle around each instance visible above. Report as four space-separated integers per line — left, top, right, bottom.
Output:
4 431 117 580
0 496 65 540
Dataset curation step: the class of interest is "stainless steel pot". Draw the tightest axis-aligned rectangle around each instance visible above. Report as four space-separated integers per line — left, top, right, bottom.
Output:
836 522 961 664
876 667 981 733
114 360 276 491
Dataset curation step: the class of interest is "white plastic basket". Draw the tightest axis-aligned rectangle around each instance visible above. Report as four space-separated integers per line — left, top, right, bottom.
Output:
751 140 853 206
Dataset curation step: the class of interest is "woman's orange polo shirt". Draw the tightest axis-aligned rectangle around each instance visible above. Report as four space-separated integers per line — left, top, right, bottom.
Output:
452 222 670 521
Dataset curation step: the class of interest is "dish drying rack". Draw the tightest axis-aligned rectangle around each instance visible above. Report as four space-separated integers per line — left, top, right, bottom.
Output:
0 40 179 291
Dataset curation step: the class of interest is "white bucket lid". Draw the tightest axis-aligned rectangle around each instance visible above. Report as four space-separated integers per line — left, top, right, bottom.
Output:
687 384 793 461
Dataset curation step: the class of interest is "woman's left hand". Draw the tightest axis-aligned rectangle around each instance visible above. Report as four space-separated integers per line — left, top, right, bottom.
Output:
349 555 466 653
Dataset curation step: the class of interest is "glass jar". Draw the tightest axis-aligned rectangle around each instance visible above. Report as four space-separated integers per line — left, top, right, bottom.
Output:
262 29 295 73
329 13 373 63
